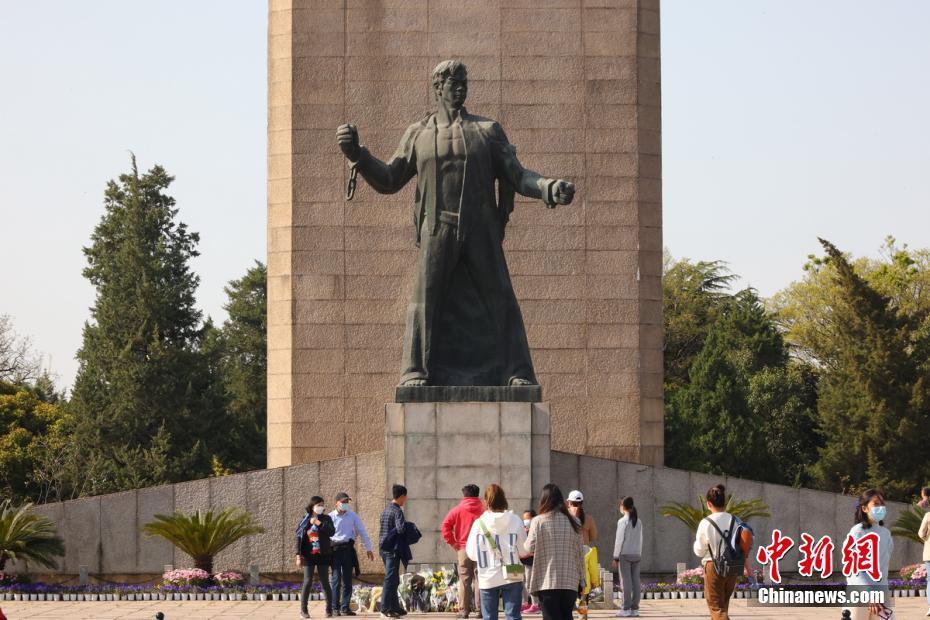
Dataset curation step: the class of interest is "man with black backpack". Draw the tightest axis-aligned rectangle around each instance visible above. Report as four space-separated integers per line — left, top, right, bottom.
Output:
693 484 752 620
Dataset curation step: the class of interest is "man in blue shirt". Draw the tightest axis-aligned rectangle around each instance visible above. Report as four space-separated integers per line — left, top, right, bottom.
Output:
329 491 374 616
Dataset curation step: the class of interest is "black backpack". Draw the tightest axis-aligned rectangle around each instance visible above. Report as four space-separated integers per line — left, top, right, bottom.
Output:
703 515 746 578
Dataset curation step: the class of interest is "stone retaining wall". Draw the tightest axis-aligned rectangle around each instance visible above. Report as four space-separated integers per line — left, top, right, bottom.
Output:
12 452 384 576
13 449 921 576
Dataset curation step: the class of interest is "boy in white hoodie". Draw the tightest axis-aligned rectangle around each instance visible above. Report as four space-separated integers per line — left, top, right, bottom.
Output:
465 484 529 620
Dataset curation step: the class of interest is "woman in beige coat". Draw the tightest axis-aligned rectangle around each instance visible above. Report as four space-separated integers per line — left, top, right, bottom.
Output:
918 509 930 616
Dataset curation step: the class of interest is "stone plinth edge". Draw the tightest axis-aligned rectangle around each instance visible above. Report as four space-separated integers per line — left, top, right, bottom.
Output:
394 385 542 402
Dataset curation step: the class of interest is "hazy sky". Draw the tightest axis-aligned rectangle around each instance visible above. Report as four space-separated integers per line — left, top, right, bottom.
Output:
2 1 928 389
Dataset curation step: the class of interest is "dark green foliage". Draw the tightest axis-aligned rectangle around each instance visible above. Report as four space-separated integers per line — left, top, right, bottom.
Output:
204 262 267 472
142 507 264 574
664 258 821 485
67 157 216 495
660 494 771 533
0 499 65 571
806 239 930 499
890 504 926 544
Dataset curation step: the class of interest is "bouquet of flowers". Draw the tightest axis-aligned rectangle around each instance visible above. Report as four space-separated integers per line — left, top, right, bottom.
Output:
351 585 373 611
432 567 459 612
161 568 211 588
213 571 246 587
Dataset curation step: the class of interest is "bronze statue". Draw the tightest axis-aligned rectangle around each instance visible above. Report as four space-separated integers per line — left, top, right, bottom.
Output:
336 60 575 388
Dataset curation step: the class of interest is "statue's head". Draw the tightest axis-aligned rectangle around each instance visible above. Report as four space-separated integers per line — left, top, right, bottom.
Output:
431 60 468 109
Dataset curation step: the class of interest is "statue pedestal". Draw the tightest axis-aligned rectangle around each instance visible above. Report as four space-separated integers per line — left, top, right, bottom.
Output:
384 401 551 568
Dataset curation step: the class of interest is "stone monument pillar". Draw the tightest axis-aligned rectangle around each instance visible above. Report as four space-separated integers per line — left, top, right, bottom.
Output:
267 0 663 468
385 399 550 568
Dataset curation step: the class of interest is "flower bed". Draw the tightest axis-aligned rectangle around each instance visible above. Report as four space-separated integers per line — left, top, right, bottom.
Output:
3 567 927 604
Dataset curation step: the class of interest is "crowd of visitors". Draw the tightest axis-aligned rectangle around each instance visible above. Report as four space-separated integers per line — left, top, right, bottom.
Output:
295 481 899 620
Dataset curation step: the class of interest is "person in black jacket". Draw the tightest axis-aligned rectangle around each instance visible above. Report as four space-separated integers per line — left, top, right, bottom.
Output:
296 496 336 618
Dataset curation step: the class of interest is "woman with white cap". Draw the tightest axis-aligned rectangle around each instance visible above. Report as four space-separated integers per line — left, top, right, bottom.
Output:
566 490 598 547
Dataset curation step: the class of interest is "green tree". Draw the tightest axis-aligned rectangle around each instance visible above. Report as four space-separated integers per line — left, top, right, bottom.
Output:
799 239 930 499
660 493 770 533
664 257 820 485
142 508 264 573
0 499 65 571
0 383 70 503
205 262 267 472
68 157 216 495
663 256 736 389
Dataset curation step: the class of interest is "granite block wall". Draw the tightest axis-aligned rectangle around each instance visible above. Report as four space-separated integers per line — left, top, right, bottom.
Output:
268 0 664 469
19 453 385 577
17 449 919 577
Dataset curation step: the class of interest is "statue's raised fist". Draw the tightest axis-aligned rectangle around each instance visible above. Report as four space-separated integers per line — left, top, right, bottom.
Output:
336 123 360 162
552 180 575 206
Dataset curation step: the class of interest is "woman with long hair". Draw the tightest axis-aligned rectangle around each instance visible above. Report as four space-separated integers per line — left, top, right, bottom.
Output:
845 489 893 620
612 496 643 617
465 484 528 620
295 495 336 618
566 490 598 547
525 484 585 620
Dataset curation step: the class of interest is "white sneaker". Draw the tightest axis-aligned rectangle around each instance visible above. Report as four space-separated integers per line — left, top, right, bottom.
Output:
614 612 630 618
631 612 640 617
925 607 930 616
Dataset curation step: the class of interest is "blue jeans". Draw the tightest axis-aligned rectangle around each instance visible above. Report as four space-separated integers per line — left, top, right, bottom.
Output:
330 545 355 611
480 582 523 620
381 551 401 613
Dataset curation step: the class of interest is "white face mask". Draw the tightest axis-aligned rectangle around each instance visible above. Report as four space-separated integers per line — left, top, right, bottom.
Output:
523 519 531 527
313 505 325 515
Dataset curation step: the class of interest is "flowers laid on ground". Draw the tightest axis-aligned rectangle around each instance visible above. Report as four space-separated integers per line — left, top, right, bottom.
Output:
396 568 458 613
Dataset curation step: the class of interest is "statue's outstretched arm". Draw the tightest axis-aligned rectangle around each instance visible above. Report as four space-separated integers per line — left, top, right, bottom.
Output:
490 122 575 207
337 123 417 195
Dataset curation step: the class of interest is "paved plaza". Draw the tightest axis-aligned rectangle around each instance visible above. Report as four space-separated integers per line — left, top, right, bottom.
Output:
1 599 924 620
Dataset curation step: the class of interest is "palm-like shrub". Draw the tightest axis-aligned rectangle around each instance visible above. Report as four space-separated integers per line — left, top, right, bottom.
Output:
891 504 926 544
142 508 264 574
0 499 65 571
660 494 770 532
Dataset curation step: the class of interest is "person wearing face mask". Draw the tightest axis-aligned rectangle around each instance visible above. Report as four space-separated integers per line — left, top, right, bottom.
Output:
845 489 894 620
296 496 337 618
329 492 375 617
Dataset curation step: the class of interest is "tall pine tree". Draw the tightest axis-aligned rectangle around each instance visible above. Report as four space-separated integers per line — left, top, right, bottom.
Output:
69 157 215 494
809 239 930 499
204 261 267 472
